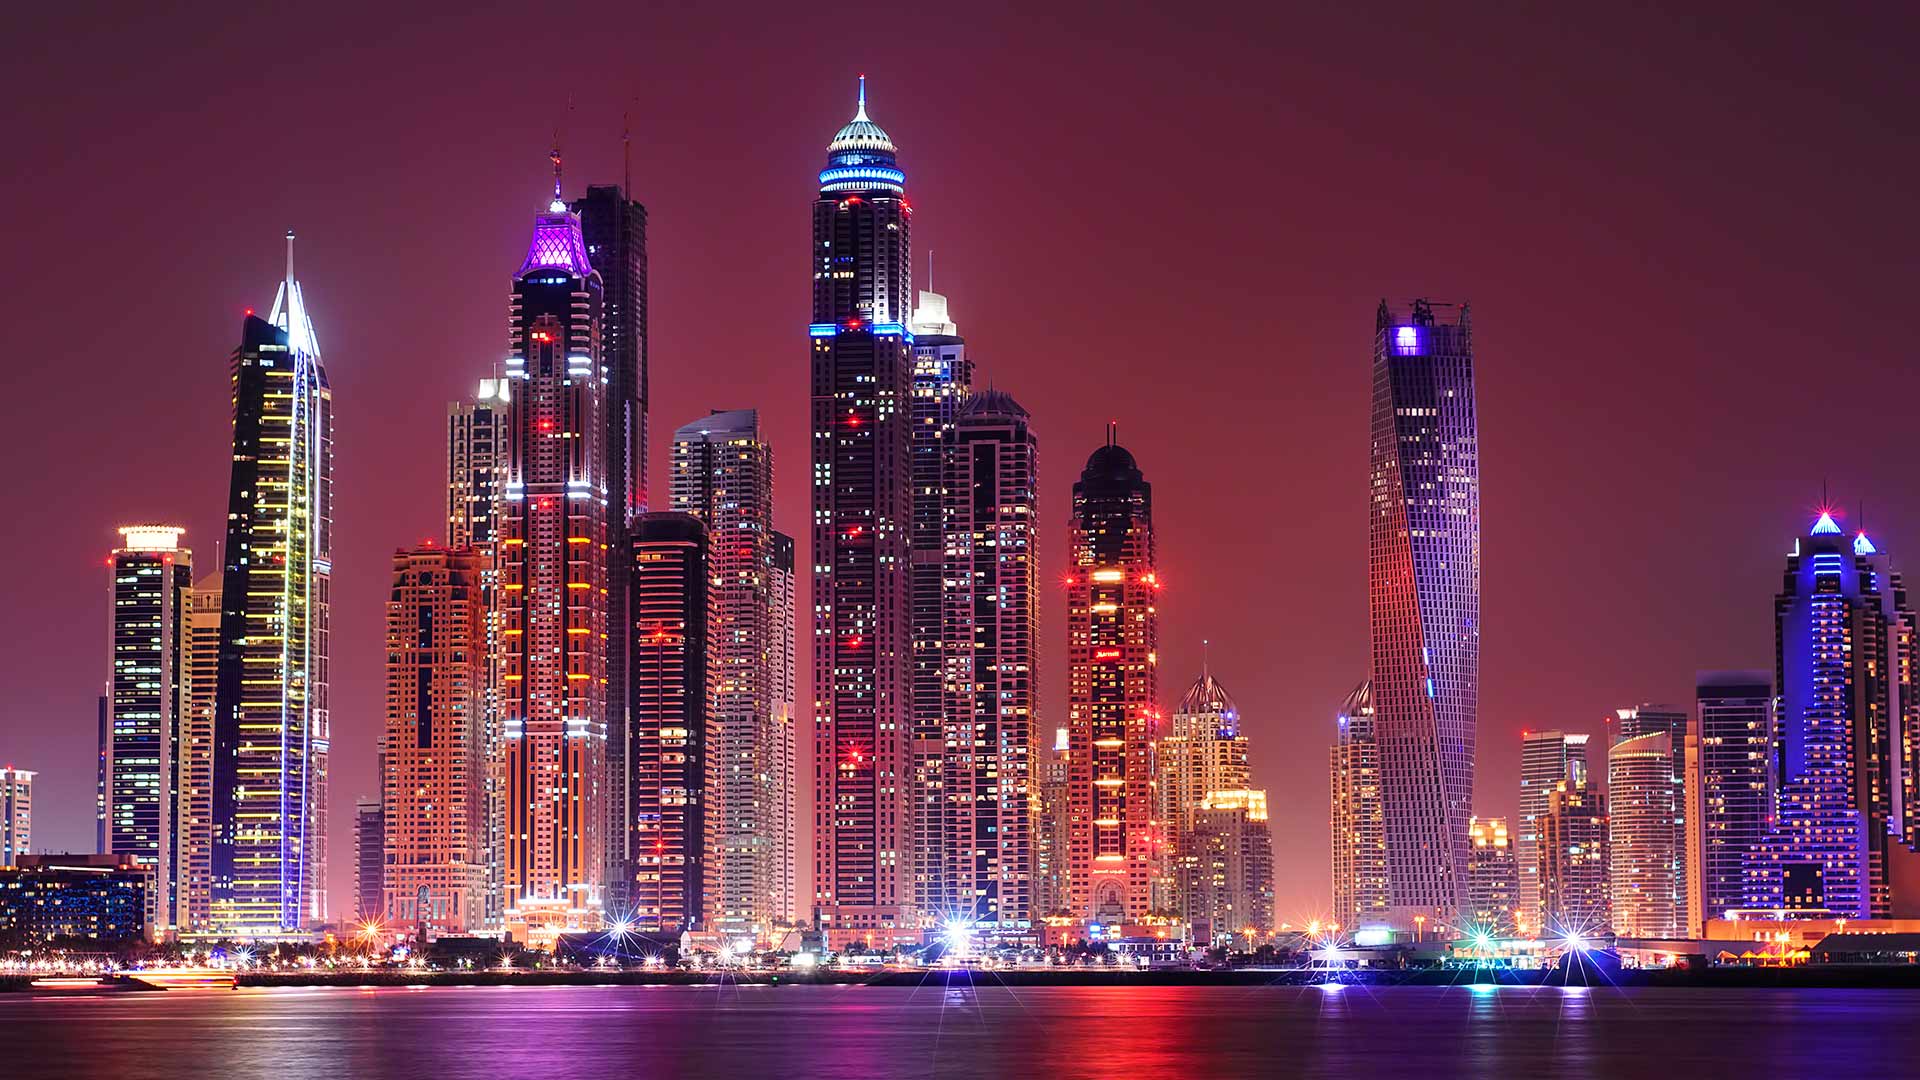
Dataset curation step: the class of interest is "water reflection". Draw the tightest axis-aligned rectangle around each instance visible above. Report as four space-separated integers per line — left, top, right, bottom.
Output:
6 983 1919 1079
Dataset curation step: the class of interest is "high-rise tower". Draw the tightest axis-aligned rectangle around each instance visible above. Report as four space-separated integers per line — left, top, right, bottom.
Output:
627 513 715 933
380 546 489 935
106 526 191 934
1465 816 1517 934
178 573 221 931
1330 680 1389 926
938 390 1038 929
572 182 649 905
499 158 610 940
1746 511 1917 918
211 235 333 932
1612 705 1688 936
810 77 917 946
1368 299 1478 929
1518 731 1590 935
1689 671 1773 932
908 289 972 920
446 379 510 928
1065 429 1159 923
671 410 784 940
1160 665 1253 919
1 767 32 866
768 532 798 927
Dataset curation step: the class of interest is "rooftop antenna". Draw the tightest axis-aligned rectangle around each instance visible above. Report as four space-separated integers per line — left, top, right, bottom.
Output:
623 100 634 197
285 229 295 284
927 248 934 294
1106 420 1118 448
1202 638 1211 679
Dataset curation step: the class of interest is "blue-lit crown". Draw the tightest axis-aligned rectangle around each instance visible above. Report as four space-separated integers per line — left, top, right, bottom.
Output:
822 75 905 194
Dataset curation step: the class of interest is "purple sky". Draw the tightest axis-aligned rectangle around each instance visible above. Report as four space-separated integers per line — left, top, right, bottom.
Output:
1 3 1916 922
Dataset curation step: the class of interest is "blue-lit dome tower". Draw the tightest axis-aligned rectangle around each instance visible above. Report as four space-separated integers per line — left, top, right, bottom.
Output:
810 77 918 946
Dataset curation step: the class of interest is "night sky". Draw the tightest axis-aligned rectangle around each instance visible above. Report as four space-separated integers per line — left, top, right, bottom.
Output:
2 3 1915 923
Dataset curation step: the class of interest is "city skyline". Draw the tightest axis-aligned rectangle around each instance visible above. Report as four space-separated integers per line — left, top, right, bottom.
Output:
5 8 1918 926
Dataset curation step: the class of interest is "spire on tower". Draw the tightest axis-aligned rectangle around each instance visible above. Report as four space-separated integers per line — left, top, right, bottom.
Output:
285 229 295 283
548 136 565 213
855 73 869 122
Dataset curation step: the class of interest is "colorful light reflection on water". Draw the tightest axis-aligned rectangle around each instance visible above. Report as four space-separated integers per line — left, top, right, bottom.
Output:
3 983 1915 1078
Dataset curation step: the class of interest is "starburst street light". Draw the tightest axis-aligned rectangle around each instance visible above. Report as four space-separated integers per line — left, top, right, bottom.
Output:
940 918 978 960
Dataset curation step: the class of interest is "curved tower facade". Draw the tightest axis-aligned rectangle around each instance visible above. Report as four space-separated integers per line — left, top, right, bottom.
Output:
810 79 918 945
499 163 610 939
1065 430 1159 923
1367 299 1478 928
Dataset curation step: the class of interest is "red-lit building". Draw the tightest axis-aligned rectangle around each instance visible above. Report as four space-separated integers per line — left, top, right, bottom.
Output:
810 79 918 946
1066 429 1160 923
381 546 488 935
628 513 715 933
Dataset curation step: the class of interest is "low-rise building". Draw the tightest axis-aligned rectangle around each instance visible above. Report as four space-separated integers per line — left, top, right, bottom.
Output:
0 854 150 944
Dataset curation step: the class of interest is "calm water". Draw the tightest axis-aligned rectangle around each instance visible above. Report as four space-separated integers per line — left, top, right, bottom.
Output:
3 982 1913 1078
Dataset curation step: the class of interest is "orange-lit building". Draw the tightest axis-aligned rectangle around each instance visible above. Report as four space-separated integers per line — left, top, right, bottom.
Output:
1065 428 1159 923
381 546 488 935
499 171 611 940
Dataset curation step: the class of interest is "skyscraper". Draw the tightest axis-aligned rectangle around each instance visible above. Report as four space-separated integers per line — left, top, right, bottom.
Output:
1065 429 1159 923
1746 511 1918 918
1367 299 1479 930
1 767 30 865
1538 778 1608 936
1465 816 1516 934
105 525 191 934
1612 706 1688 938
175 574 220 932
211 234 333 932
1330 680 1389 926
1609 732 1681 937
1689 671 1773 931
1159 665 1253 920
810 78 917 947
1518 731 1590 935
908 289 972 920
1184 789 1275 944
447 379 510 550
627 513 714 933
572 181 649 904
446 379 510 929
500 159 610 940
768 532 798 928
937 390 1038 929
355 795 383 925
381 546 489 935
1035 727 1072 919
671 410 783 940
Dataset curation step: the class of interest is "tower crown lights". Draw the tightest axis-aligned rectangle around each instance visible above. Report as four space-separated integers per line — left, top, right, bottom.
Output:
117 525 185 552
517 148 594 279
823 75 904 193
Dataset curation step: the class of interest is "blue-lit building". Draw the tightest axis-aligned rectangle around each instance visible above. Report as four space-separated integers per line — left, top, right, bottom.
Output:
0 855 150 945
811 78 919 946
1745 512 1918 918
1366 299 1479 929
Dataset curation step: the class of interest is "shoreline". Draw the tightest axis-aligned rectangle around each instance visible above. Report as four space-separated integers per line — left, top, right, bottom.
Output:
9 966 1920 993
